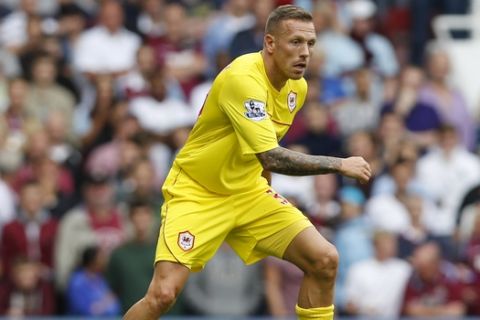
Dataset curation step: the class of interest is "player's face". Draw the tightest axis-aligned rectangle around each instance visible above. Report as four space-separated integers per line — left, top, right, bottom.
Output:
273 20 316 80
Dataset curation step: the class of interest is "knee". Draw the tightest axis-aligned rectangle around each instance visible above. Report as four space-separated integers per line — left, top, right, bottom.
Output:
306 244 339 281
144 285 177 315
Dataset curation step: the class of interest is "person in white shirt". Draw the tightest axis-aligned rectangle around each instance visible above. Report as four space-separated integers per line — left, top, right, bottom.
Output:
344 230 411 317
73 0 141 79
366 156 438 235
417 125 480 237
0 0 37 52
128 69 196 136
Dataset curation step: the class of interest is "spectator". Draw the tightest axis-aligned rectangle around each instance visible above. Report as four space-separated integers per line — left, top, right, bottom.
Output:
24 54 75 127
85 101 141 178
462 212 480 315
117 45 184 101
0 258 56 316
229 0 275 60
381 66 442 149
402 242 466 317
182 244 264 316
66 246 121 316
135 0 166 38
3 78 32 145
1 181 58 277
116 159 163 211
147 3 206 98
376 111 407 167
346 0 399 78
128 69 196 136
308 47 349 106
366 157 422 234
54 172 126 291
0 0 39 54
0 179 15 233
0 122 17 229
333 186 373 310
293 101 342 157
0 47 21 81
34 157 77 219
88 135 144 193
264 256 303 316
12 128 75 197
76 76 120 151
202 0 254 78
419 42 476 151
331 68 382 137
56 2 88 67
73 0 141 80
17 16 53 80
313 0 363 77
344 231 411 317
106 200 158 313
45 111 82 180
397 195 437 259
417 125 480 241
117 45 157 100
307 174 340 231
371 138 420 196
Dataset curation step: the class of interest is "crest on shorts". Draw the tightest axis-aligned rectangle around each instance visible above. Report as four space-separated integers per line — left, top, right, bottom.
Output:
287 91 297 112
244 99 266 121
178 231 195 251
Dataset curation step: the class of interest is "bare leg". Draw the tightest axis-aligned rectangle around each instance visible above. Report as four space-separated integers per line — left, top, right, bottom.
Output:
123 261 190 320
283 226 339 308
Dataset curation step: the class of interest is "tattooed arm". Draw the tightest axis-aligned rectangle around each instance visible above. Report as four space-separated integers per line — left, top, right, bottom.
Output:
257 146 371 183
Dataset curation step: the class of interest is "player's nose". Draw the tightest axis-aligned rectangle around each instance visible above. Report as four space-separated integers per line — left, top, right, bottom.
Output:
299 43 309 58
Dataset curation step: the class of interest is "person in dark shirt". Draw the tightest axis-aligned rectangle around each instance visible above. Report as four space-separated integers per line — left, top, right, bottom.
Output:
229 0 275 59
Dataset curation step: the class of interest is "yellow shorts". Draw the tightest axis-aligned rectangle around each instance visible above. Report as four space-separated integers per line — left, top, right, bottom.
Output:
155 164 312 271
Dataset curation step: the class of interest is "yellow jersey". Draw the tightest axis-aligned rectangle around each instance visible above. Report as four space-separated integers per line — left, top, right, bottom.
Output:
174 52 307 195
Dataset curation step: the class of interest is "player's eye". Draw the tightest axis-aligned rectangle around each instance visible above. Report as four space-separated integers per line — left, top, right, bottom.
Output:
307 41 316 48
291 39 300 45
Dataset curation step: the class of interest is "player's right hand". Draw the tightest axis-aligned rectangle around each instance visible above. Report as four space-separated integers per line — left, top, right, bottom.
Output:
340 156 372 184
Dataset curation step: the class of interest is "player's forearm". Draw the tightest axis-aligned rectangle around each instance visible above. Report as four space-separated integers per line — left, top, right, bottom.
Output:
257 146 342 176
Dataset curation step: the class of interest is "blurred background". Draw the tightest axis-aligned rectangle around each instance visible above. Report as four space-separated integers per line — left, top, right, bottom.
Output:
1 0 480 318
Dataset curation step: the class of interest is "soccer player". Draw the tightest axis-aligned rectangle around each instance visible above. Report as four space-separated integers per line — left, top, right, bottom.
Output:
124 5 371 320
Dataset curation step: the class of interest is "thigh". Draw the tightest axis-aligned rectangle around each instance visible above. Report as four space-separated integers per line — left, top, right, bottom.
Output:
155 165 234 272
227 187 312 264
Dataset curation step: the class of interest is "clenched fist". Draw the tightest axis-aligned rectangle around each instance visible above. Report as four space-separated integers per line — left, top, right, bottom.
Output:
340 156 372 184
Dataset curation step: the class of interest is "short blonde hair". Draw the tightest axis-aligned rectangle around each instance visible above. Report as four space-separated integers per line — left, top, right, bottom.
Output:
265 5 313 35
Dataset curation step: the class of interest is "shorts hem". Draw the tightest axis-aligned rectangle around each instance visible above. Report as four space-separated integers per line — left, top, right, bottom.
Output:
154 256 205 272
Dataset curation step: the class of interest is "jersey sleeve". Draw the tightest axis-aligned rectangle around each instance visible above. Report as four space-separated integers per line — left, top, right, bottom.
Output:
219 74 278 155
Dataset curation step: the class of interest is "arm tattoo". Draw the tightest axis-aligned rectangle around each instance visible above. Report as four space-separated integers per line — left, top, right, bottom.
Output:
256 146 342 176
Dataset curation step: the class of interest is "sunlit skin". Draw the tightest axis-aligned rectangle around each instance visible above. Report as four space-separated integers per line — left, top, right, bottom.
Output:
262 20 316 90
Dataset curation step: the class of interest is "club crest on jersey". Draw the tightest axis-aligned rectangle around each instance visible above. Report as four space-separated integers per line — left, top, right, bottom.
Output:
178 231 195 251
244 99 266 121
287 91 297 112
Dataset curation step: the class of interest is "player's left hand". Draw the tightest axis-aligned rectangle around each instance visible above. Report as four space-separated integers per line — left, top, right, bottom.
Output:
339 156 372 184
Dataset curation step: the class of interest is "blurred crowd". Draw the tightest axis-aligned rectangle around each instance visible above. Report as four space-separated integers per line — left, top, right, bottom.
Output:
1 0 480 318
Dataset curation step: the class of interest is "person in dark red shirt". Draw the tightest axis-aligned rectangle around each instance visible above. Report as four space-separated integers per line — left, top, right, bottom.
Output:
0 181 58 278
402 242 466 317
0 258 56 316
147 3 206 98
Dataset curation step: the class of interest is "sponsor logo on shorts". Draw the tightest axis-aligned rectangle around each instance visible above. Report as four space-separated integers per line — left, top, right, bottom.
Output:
178 231 195 251
244 99 267 121
287 91 297 112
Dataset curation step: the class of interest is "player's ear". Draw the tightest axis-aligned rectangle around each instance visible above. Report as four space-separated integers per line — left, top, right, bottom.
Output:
264 34 275 54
